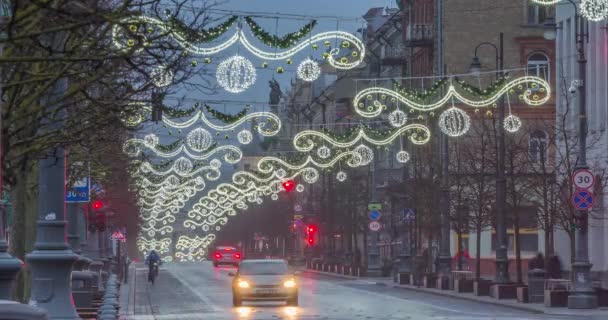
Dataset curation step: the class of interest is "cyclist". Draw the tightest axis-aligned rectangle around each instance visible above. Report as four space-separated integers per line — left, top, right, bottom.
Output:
145 250 161 283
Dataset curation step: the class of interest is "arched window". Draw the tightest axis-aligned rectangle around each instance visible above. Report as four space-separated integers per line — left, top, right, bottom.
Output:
529 130 548 163
527 52 550 81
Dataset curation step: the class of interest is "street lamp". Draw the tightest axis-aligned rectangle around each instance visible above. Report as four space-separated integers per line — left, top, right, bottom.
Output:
541 0 598 309
468 33 511 286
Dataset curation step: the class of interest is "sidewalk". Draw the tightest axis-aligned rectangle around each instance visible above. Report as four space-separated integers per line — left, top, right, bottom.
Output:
303 269 608 316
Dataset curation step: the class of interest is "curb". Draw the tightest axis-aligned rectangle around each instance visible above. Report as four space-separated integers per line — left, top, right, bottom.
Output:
303 268 608 316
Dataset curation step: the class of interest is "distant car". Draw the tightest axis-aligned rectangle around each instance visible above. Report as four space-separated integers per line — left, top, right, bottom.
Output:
213 246 242 267
231 259 298 307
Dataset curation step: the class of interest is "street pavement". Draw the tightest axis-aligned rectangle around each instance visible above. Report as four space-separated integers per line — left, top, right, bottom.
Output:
121 261 605 320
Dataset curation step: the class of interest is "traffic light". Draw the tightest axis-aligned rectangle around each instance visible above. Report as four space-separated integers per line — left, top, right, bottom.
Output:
92 200 104 210
282 179 295 192
306 224 317 246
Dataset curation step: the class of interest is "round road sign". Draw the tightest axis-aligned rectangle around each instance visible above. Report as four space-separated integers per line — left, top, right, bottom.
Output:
573 169 594 190
294 204 302 212
368 221 381 232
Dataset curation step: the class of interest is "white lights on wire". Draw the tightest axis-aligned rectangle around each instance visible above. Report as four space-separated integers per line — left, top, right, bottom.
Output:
388 110 408 127
354 144 374 166
580 0 608 21
296 184 305 192
144 133 159 148
150 65 174 87
187 127 214 152
317 146 331 159
396 150 411 164
504 114 522 133
173 157 194 175
297 58 321 82
216 55 257 93
336 171 347 182
237 130 253 144
210 159 222 169
302 168 320 184
438 107 471 137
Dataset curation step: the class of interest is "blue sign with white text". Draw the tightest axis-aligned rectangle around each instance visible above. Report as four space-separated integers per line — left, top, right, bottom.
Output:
66 177 90 203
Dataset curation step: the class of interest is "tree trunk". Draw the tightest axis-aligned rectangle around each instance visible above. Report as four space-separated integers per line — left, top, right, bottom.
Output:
475 223 482 281
514 221 522 284
9 158 38 302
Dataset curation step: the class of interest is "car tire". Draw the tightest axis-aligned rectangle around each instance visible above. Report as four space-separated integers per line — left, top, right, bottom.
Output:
286 294 298 307
233 294 242 307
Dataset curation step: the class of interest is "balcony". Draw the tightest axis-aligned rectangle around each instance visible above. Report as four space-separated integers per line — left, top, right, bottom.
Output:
406 24 433 47
382 44 408 65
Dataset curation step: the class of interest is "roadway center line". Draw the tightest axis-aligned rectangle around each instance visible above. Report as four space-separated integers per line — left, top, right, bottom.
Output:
164 264 220 313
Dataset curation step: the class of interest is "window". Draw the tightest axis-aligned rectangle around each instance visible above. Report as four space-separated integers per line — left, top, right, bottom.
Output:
527 52 550 81
529 130 548 163
527 2 550 25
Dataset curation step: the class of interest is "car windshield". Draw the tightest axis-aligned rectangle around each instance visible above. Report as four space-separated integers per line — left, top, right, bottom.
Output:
238 262 288 275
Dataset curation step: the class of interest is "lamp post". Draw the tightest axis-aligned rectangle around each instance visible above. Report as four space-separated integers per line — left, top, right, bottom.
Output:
469 33 509 285
543 0 597 309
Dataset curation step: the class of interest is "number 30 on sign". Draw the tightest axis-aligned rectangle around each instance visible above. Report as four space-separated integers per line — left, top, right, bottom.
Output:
572 169 594 190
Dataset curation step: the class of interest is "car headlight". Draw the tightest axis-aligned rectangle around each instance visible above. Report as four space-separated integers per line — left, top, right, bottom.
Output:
237 280 250 288
283 279 297 288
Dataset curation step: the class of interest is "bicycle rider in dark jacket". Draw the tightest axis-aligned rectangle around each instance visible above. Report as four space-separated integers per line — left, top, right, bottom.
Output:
146 250 161 282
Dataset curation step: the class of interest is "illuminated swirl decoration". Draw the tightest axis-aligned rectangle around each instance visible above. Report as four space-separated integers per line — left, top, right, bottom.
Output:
293 124 432 154
532 0 608 22
112 16 365 70
353 76 551 118
123 138 243 163
137 237 172 254
174 234 217 261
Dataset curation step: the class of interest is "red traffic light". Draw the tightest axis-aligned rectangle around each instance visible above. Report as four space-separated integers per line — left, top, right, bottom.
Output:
307 237 314 245
307 225 317 234
92 200 104 210
282 180 295 192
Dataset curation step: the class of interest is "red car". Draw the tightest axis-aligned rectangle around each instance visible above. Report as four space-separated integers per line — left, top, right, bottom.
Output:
212 246 242 267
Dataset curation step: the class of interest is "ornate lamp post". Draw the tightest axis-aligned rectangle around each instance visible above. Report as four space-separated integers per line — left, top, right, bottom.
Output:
469 33 509 285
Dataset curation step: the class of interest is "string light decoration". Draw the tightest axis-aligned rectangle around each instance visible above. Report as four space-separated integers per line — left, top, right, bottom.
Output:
317 146 331 159
580 0 608 21
353 76 550 118
302 168 320 183
216 55 257 93
112 16 366 70
237 130 253 144
354 144 374 166
438 107 471 137
296 184 305 192
504 114 522 133
187 127 214 151
137 237 172 254
150 65 174 87
245 17 317 48
388 110 408 127
336 171 347 182
297 58 321 82
396 150 411 164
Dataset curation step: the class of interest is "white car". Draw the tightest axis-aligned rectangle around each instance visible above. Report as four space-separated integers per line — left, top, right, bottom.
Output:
230 259 298 307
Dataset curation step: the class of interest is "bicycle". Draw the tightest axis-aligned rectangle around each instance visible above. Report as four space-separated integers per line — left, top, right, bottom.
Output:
148 261 159 284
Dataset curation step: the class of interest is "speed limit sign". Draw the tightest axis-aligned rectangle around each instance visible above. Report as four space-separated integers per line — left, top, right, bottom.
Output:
573 169 594 190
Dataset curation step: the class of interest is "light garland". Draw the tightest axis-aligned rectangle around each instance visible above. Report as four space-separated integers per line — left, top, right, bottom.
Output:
317 146 331 159
438 107 471 137
504 114 522 133
186 127 214 151
150 65 174 87
237 130 253 144
297 58 321 82
296 184 305 192
580 0 608 21
354 144 374 166
139 161 222 179
136 237 172 254
388 110 408 127
112 16 366 70
396 150 411 164
336 171 347 182
353 76 550 118
216 55 257 93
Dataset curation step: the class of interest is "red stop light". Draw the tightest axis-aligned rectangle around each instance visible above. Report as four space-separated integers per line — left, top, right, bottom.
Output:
282 180 295 192
92 200 104 210
307 224 317 246
308 237 314 245
308 225 316 233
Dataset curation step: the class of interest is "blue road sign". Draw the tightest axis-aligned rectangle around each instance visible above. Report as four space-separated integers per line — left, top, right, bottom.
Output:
66 177 90 203
368 210 382 221
573 190 593 210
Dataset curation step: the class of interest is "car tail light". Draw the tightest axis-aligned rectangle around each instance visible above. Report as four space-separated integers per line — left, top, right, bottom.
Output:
234 253 241 259
214 252 222 259
224 247 232 251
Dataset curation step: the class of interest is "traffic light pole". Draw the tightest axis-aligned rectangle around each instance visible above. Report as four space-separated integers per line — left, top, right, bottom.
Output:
366 158 381 276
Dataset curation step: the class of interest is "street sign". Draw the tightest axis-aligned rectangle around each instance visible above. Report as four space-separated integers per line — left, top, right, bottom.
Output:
368 221 382 232
110 229 125 241
368 210 382 221
368 203 382 210
572 169 595 190
294 204 302 212
293 214 303 220
66 176 90 203
573 190 593 210
403 208 415 221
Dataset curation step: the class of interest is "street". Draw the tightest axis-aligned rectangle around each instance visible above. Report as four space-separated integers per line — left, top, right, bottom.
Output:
124 262 600 320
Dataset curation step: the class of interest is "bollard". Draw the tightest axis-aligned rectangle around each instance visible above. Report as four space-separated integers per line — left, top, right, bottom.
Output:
528 269 546 303
0 300 49 319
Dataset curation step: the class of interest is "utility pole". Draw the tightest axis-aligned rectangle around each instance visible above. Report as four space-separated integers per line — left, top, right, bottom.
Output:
366 157 381 276
0 1 23 301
